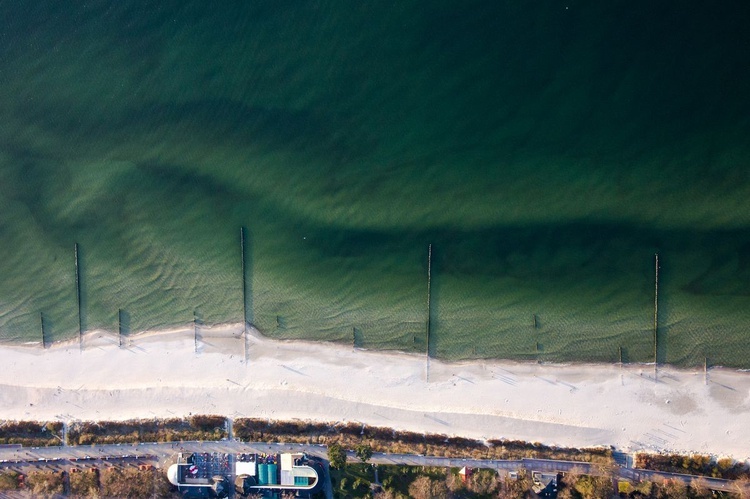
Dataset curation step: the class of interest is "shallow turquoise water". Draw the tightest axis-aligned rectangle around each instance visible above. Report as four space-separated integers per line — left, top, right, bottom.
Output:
0 1 749 367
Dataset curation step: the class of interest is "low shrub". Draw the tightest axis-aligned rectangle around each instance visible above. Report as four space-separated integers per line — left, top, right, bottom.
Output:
0 420 63 447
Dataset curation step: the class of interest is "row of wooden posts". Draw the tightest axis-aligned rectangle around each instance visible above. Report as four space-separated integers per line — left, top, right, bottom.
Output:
39 238 708 381
39 228 251 361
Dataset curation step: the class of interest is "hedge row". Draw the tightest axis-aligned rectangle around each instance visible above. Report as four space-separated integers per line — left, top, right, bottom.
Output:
0 420 63 447
636 453 750 481
232 418 612 463
68 415 227 445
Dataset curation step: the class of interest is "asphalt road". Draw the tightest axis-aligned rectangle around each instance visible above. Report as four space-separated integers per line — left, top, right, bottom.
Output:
0 441 743 494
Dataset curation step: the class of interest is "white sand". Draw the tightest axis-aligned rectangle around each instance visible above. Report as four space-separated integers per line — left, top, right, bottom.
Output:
1 324 748 460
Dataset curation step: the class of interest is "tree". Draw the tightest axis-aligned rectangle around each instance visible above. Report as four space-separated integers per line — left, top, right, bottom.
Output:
732 478 750 499
25 470 64 498
560 466 584 491
69 469 100 497
574 475 613 499
689 477 713 499
445 471 464 494
373 490 398 499
327 442 347 469
0 471 19 491
408 476 448 499
355 443 373 463
499 470 533 499
100 468 176 498
654 477 687 499
468 469 499 495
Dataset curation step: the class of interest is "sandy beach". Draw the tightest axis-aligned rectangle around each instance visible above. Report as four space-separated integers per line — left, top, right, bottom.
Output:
0 324 748 460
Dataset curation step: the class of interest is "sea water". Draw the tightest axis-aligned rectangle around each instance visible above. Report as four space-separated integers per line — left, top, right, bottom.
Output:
0 1 749 367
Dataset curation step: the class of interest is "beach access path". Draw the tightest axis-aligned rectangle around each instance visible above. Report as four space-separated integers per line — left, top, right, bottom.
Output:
0 440 743 494
1 324 749 461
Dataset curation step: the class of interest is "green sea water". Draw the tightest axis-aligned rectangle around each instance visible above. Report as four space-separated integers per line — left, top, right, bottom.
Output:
1 1 749 367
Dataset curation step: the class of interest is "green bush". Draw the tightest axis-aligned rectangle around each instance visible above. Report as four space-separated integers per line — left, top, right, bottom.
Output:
0 471 20 491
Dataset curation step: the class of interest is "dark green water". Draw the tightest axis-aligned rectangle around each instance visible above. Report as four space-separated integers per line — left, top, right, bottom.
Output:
1 1 749 367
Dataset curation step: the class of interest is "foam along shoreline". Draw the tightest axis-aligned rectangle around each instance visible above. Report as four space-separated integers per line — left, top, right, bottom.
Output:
0 324 748 461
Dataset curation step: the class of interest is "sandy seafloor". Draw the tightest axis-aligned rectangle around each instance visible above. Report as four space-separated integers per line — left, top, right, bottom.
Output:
1 324 748 460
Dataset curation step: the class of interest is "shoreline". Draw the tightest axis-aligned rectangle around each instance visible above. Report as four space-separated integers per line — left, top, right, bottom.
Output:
1 324 748 460
7 321 749 373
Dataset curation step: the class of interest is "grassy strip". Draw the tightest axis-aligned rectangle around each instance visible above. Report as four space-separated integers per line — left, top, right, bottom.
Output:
232 418 611 463
0 420 63 447
67 415 227 445
635 452 750 481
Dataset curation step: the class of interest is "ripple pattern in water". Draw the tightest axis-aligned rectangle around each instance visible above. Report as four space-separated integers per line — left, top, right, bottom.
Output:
0 1 749 367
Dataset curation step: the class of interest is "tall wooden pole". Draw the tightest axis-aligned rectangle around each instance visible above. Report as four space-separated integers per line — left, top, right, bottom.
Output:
240 227 247 362
118 309 123 348
40 312 45 349
194 311 198 354
426 244 432 381
653 253 659 378
704 357 708 385
75 243 82 351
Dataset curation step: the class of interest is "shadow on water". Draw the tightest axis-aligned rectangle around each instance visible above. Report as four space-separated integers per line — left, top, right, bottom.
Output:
40 312 50 347
118 309 131 338
656 253 670 366
242 226 254 326
352 326 361 348
193 310 204 327
619 346 630 364
275 315 287 330
76 243 88 336
427 244 441 358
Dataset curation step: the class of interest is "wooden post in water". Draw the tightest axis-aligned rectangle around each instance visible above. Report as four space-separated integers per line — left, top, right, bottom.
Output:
40 312 45 349
74 243 82 351
533 314 538 329
352 327 356 348
619 346 623 365
118 309 123 348
653 253 659 378
240 227 247 363
425 244 433 381
193 311 198 354
704 357 708 385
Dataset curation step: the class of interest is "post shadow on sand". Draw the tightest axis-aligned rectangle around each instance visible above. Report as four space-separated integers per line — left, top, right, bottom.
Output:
240 226 254 327
191 310 207 352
